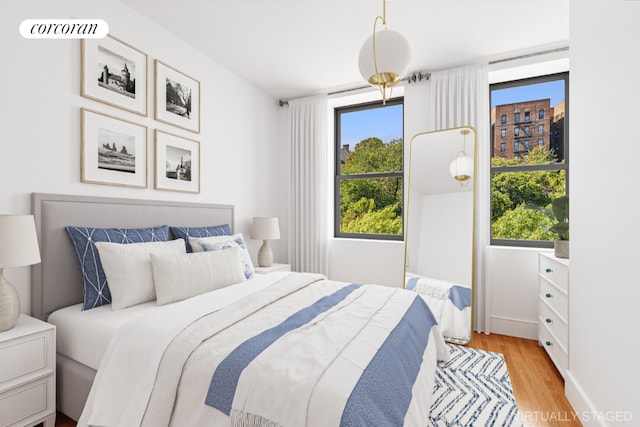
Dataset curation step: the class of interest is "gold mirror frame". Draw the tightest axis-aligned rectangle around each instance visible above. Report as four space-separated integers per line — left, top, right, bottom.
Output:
404 126 477 345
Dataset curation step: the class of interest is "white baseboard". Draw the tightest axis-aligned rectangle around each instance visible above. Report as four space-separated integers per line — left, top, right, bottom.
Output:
565 370 619 427
489 315 538 340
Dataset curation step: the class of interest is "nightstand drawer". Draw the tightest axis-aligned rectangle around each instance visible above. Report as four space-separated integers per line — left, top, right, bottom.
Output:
0 334 49 384
0 375 54 426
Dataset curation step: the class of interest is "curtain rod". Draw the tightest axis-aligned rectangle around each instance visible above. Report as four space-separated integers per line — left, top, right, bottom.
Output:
278 45 568 107
278 71 429 107
488 46 569 65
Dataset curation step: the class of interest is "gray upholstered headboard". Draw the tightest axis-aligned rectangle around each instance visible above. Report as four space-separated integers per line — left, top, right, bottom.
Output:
31 193 234 320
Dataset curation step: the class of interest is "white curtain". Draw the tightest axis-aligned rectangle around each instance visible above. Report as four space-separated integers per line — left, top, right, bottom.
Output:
288 95 329 276
429 63 490 333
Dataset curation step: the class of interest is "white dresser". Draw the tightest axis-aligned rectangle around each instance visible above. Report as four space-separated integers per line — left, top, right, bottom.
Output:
0 315 56 427
538 252 569 378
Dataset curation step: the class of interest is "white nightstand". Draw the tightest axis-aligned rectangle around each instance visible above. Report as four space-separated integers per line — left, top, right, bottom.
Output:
254 263 292 274
0 314 56 427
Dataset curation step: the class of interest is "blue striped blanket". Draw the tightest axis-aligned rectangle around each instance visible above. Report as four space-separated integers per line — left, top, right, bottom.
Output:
205 282 443 426
81 273 449 427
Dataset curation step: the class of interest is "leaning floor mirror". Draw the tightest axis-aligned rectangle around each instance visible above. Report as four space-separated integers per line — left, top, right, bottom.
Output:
404 126 476 344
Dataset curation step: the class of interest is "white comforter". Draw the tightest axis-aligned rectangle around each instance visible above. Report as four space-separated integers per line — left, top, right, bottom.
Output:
79 272 449 427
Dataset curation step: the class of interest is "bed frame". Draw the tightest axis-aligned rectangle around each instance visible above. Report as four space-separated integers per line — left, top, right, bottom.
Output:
31 193 234 421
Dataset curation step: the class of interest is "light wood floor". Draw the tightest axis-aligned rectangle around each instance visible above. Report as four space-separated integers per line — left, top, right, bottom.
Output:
468 333 581 427
55 332 581 427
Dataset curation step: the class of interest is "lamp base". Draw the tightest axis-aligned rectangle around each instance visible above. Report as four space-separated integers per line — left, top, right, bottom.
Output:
257 240 274 267
0 269 20 332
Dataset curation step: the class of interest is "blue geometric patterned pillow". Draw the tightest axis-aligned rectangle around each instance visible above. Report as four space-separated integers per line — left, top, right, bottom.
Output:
169 224 232 253
65 225 169 310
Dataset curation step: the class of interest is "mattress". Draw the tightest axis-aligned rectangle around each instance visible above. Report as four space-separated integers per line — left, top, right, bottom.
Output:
48 272 292 370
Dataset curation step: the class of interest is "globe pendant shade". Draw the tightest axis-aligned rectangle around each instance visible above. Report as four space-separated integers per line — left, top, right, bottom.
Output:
449 154 474 182
358 28 411 88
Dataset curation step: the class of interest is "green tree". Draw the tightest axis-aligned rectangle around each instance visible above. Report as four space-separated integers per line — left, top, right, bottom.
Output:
342 203 402 234
491 145 566 240
340 137 403 235
492 205 556 240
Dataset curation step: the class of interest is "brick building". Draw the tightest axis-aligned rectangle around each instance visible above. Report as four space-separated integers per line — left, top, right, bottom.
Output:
491 99 564 161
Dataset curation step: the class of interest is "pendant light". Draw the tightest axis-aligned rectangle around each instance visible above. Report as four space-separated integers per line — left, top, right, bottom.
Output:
358 0 411 104
449 129 474 186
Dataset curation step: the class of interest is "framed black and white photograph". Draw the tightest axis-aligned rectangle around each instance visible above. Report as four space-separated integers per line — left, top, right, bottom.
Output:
81 35 148 116
154 130 200 193
81 108 148 188
155 60 200 133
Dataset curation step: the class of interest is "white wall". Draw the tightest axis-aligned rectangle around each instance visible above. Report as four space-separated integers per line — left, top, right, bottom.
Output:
486 246 552 339
1 0 282 314
566 1 640 425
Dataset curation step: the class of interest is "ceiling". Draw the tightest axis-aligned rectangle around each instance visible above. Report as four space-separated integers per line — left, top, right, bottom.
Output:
124 0 569 101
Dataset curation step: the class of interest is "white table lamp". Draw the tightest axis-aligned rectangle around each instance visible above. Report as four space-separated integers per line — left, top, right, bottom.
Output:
0 215 41 331
251 217 280 267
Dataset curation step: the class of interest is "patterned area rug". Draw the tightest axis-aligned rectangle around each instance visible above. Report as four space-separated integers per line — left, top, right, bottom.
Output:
429 344 523 426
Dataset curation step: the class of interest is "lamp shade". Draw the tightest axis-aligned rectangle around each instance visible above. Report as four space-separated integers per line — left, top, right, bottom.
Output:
358 28 411 88
449 154 474 183
251 217 280 240
0 215 41 268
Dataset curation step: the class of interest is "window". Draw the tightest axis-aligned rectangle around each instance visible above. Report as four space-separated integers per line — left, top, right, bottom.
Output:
334 98 403 240
501 114 507 124
514 128 520 137
514 112 521 123
490 72 569 247
525 111 531 121
500 142 506 153
501 129 506 138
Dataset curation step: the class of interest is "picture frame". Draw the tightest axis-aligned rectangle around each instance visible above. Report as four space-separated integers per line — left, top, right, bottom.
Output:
81 35 148 116
154 130 200 193
155 60 200 133
81 108 148 188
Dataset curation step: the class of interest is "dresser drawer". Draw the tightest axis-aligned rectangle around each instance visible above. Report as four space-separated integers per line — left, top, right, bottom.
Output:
539 325 568 377
539 278 568 320
538 299 568 347
539 255 568 291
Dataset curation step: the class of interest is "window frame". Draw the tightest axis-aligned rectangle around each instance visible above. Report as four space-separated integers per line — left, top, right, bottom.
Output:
490 72 569 248
334 97 404 241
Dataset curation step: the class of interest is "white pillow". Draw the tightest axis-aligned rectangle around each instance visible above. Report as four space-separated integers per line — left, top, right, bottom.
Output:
95 239 186 310
198 233 255 280
150 247 246 305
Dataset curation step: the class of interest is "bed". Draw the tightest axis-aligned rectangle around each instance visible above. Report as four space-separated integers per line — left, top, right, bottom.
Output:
31 193 449 426
405 273 472 344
